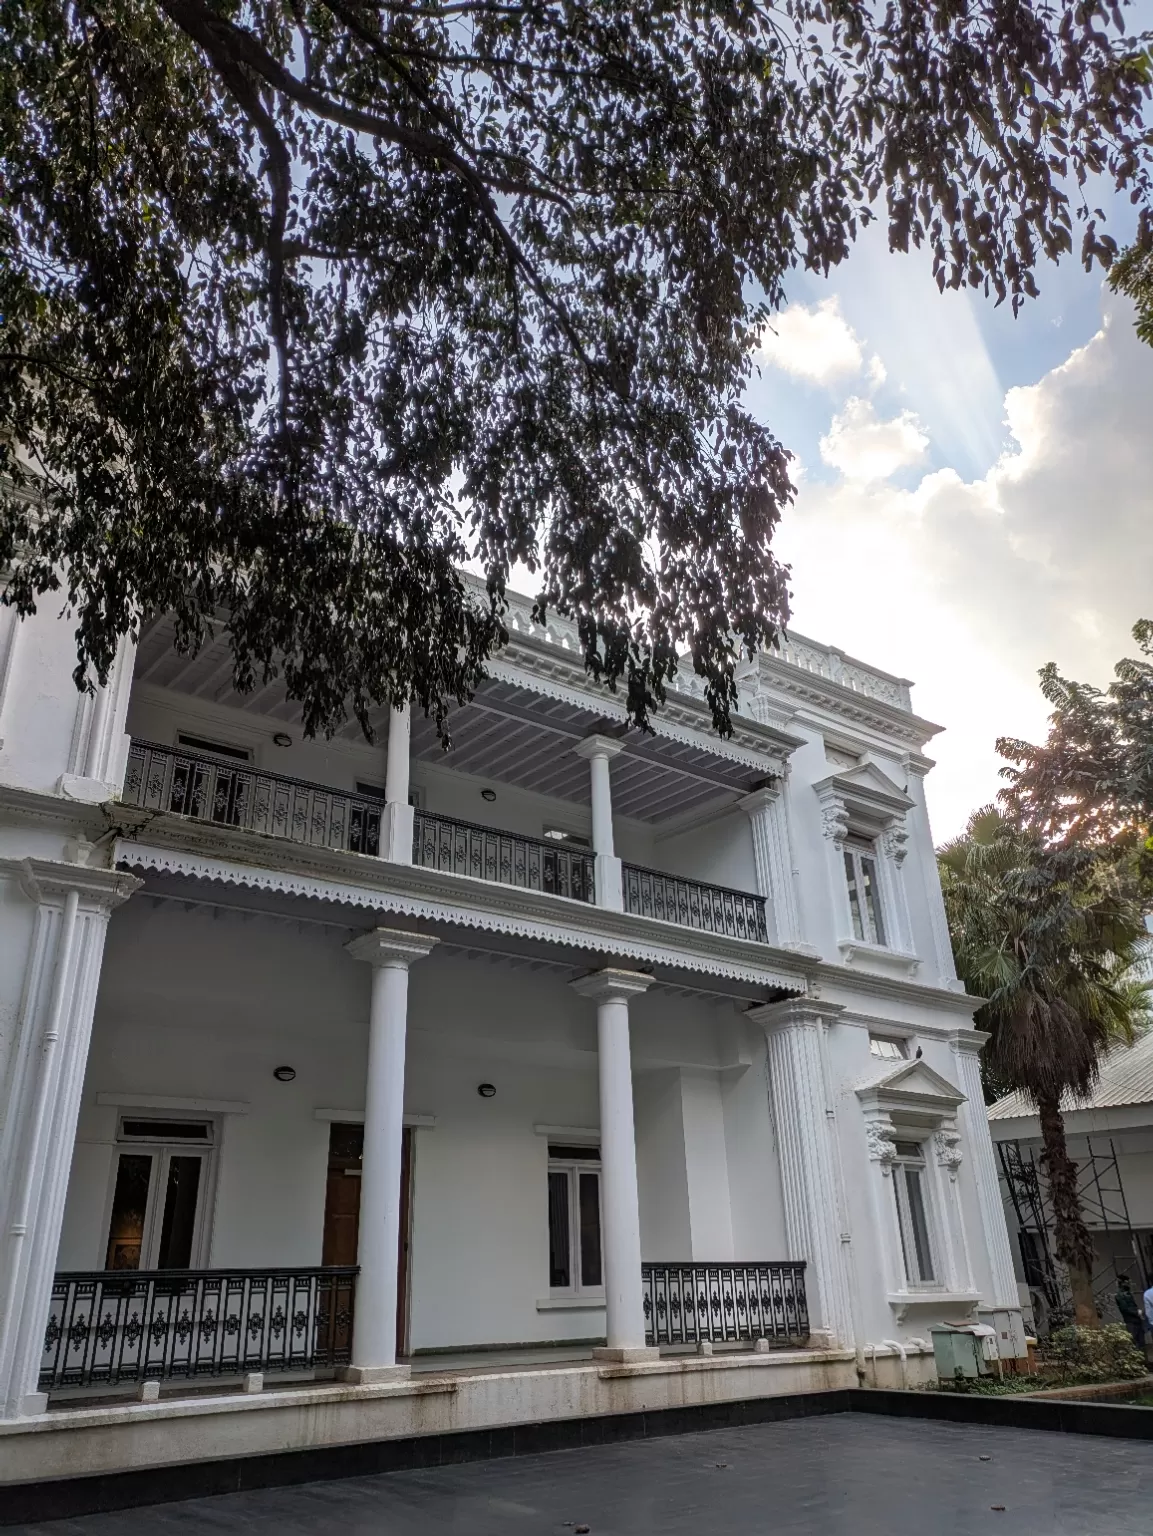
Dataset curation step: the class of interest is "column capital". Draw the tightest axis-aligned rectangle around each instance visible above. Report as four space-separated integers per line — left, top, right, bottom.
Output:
346 928 438 970
574 732 626 763
746 995 844 1033
737 783 784 814
2 856 141 913
947 1025 991 1057
571 967 652 1003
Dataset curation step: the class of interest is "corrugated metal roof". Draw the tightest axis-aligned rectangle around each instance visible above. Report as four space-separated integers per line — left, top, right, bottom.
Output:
988 1029 1153 1120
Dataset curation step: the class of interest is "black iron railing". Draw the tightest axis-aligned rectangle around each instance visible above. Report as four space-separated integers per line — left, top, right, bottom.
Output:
40 1267 357 1391
122 739 384 856
412 810 595 901
642 1261 808 1348
622 865 768 943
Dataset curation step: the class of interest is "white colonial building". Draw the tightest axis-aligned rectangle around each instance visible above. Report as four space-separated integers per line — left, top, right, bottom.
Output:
0 586 1025 1482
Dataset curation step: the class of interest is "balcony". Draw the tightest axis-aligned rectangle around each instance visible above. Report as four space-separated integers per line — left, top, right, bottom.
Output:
121 740 768 945
622 864 768 943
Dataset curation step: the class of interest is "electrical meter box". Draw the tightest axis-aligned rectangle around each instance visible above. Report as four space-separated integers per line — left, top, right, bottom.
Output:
978 1308 1031 1360
931 1325 996 1382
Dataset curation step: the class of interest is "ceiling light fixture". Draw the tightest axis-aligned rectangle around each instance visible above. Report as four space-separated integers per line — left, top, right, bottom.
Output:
272 732 293 748
273 1065 297 1083
477 1082 496 1098
481 788 497 802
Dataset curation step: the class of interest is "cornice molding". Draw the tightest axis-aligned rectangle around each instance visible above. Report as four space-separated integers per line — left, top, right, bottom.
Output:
1 855 141 911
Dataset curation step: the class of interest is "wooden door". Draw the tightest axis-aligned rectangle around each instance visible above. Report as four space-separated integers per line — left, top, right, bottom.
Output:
321 1123 413 1356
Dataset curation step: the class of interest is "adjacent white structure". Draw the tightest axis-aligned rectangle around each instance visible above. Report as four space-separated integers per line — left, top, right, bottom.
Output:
0 585 1025 1480
989 1027 1153 1331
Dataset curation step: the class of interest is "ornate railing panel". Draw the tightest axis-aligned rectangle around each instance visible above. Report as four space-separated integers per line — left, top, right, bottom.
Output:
40 1267 357 1391
622 865 768 942
123 740 383 856
642 1261 808 1348
412 810 595 902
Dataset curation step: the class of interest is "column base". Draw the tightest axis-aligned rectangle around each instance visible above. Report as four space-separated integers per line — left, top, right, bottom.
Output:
340 1364 412 1385
18 1391 49 1417
592 1346 660 1364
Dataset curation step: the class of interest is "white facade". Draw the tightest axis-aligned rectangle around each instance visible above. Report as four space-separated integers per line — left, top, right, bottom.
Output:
0 587 1023 1459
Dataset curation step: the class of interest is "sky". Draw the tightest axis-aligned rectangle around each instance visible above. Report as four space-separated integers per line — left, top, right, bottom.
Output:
748 209 1153 845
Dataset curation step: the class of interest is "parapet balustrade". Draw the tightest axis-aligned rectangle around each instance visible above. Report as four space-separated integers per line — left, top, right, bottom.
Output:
411 808 595 902
642 1261 809 1348
122 740 769 943
621 863 768 942
123 739 384 855
40 1266 357 1391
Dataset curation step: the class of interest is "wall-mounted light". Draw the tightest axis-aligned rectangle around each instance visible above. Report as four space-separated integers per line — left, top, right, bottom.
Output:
477 1082 496 1098
273 1065 297 1083
272 732 293 748
481 788 497 802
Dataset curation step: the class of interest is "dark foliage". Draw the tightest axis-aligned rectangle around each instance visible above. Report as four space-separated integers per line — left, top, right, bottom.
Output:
3 0 1151 735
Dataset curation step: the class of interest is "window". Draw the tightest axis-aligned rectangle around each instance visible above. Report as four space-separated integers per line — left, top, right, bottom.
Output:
355 782 423 808
543 827 591 848
892 1140 937 1286
547 1144 603 1296
175 731 253 763
869 1035 907 1061
103 1118 214 1271
844 838 887 946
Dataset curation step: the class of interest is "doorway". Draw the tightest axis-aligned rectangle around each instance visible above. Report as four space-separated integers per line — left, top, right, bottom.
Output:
321 1122 413 1356
102 1118 214 1270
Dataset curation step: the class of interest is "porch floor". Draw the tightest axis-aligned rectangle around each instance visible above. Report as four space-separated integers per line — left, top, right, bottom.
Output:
10 1415 1151 1534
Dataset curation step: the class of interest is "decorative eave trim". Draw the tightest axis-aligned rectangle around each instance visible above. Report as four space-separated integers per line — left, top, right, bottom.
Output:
112 818 811 994
488 647 804 771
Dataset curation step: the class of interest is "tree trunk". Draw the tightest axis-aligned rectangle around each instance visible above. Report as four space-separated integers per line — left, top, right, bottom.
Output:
1037 1094 1099 1328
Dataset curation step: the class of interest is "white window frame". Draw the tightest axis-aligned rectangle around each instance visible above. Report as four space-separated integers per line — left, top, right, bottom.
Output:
891 1138 938 1289
101 1117 217 1271
174 730 254 764
843 836 889 947
869 1034 908 1061
547 1148 605 1300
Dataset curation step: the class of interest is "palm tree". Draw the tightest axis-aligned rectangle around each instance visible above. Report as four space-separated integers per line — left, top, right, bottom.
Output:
939 808 1150 1327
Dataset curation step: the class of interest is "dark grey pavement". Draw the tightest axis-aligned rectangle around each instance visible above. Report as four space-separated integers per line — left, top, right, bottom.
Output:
10 1414 1153 1534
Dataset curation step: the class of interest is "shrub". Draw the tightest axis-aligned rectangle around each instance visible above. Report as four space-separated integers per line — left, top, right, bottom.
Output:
1045 1325 1147 1383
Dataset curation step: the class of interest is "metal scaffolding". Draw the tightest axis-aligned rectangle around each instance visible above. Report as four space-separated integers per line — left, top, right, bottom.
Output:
996 1136 1151 1331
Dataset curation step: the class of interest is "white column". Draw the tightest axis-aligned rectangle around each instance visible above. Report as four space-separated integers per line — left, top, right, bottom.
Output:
381 703 414 864
59 634 138 801
571 968 656 1360
950 1028 1021 1310
344 928 437 1381
0 858 139 1419
574 735 625 910
738 784 807 949
749 997 855 1348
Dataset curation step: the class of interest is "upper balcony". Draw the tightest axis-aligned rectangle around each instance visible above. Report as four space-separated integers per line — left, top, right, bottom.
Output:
118 611 803 957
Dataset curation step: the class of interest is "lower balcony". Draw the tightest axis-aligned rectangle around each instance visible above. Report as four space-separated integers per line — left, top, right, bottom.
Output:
40 1261 807 1396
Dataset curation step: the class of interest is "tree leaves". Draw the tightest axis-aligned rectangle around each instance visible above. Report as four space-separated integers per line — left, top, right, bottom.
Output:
2 0 1150 738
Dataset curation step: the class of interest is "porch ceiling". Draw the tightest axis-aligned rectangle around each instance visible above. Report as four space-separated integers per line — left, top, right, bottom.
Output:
135 619 765 824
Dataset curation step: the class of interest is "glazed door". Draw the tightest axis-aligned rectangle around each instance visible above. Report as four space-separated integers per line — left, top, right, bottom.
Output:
321 1123 413 1355
104 1147 210 1270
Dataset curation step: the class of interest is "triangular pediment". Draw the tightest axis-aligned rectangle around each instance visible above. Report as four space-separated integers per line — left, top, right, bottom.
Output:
815 761 914 815
856 1059 966 1110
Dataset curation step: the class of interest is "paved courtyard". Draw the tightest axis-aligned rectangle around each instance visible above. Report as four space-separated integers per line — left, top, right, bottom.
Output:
10 1414 1153 1534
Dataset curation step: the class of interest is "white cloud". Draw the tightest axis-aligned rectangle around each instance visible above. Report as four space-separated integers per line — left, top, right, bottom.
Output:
757 297 863 384
819 397 929 482
774 290 1153 841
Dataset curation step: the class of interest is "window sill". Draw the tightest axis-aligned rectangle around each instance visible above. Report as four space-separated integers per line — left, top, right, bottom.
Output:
536 1296 606 1312
887 1290 980 1309
838 939 920 978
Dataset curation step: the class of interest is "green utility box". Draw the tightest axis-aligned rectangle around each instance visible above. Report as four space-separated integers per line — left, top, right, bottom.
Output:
930 1325 995 1382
